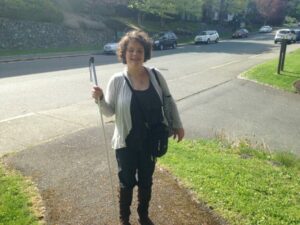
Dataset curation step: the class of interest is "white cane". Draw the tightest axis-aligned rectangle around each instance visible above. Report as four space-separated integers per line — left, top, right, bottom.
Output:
89 57 118 224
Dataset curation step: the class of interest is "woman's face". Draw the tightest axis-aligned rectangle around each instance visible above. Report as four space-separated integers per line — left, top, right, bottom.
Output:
125 40 145 69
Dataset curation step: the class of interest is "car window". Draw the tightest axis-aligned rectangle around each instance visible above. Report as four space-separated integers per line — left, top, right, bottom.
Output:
279 30 289 34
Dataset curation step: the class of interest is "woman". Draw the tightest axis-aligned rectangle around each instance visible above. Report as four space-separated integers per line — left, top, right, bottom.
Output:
92 30 184 225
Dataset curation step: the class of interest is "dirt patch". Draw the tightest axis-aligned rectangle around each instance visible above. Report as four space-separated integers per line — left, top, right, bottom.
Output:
293 80 300 93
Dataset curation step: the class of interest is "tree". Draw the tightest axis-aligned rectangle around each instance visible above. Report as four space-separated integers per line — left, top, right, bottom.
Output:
245 0 264 25
254 0 288 25
128 0 176 26
202 0 249 23
286 0 300 20
174 0 204 21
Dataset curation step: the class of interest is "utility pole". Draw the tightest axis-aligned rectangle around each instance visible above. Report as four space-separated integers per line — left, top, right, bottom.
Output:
277 39 287 74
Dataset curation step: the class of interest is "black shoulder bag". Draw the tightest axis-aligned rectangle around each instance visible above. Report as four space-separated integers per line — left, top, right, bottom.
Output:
151 69 174 136
124 75 169 157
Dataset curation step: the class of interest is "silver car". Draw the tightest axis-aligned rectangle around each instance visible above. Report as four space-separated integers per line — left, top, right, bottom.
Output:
103 42 118 54
274 29 296 44
259 25 272 33
194 30 219 44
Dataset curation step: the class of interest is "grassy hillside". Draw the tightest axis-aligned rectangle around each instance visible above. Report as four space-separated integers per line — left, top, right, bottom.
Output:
0 0 63 23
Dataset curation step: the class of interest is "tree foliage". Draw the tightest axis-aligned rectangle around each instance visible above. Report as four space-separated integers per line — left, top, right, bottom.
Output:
174 0 203 19
129 0 176 19
286 0 300 20
254 0 288 24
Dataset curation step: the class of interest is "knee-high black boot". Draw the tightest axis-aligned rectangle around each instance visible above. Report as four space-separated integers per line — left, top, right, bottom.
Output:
119 187 133 225
137 187 154 225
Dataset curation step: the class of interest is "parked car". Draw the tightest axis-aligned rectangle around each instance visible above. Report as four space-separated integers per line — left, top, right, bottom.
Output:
232 28 249 38
294 29 300 41
259 25 272 33
274 29 296 44
152 31 177 50
194 30 219 44
103 42 118 54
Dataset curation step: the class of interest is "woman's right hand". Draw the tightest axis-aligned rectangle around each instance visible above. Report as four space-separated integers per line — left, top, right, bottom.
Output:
92 86 104 101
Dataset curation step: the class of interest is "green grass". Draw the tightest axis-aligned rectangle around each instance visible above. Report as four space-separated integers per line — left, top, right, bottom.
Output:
242 49 300 93
0 164 43 225
159 139 300 225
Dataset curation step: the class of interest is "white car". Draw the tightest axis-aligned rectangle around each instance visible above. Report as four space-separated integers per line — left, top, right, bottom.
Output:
259 25 272 33
274 29 296 44
103 42 118 54
194 30 219 44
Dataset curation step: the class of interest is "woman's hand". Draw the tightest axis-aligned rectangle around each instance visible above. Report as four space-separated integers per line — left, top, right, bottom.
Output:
173 128 185 142
92 86 104 102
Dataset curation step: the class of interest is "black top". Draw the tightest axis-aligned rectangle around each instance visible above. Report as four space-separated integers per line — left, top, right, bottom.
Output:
123 74 164 147
130 81 163 137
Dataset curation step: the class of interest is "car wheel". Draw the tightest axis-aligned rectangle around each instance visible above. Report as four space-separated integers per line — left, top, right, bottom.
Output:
215 38 219 43
172 42 177 49
160 44 164 50
206 39 210 44
274 41 277 44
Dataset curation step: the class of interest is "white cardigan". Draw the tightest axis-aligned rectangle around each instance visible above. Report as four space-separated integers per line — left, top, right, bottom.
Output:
100 67 182 149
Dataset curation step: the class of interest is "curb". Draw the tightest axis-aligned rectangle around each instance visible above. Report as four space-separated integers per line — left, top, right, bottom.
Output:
0 51 101 63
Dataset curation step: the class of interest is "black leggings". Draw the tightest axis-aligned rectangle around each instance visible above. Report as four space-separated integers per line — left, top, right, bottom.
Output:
115 144 156 189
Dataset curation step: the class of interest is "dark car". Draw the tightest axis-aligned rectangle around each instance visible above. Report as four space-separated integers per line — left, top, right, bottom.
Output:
232 28 249 38
152 31 178 50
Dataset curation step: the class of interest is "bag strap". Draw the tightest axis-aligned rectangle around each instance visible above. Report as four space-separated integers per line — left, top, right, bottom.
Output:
151 68 161 86
151 68 171 98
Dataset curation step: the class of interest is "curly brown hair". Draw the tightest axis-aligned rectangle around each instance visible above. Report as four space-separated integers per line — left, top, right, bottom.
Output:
117 30 152 64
